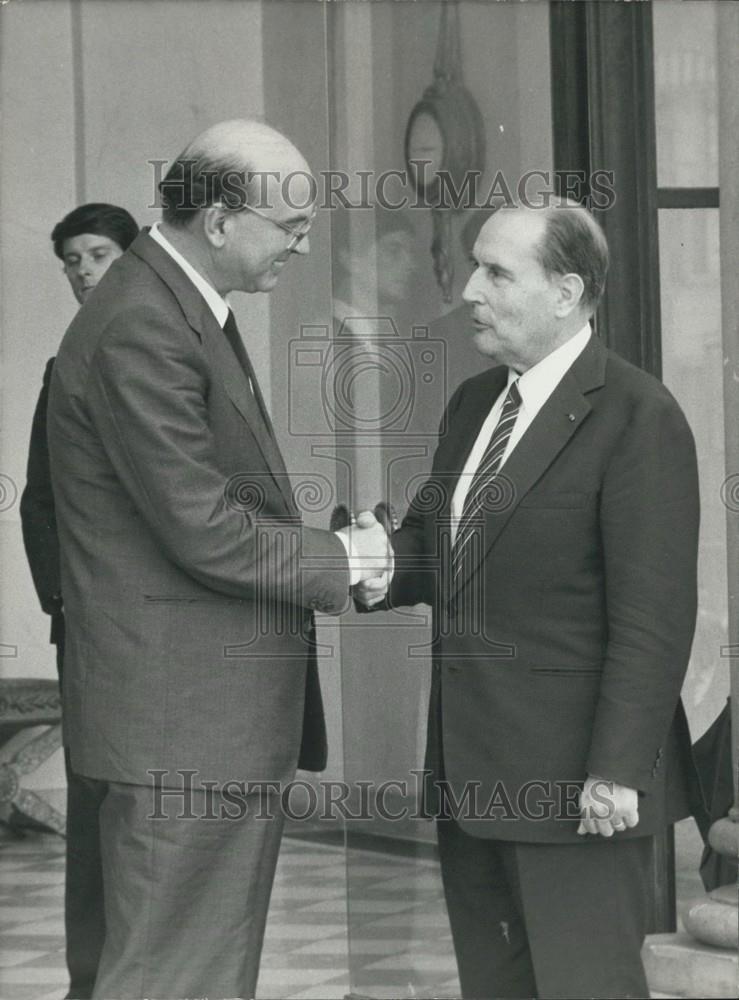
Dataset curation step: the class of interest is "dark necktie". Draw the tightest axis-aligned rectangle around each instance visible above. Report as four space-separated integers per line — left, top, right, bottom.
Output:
222 309 277 441
452 379 522 583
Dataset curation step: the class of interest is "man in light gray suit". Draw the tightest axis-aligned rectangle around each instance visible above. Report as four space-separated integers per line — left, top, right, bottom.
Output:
48 119 387 999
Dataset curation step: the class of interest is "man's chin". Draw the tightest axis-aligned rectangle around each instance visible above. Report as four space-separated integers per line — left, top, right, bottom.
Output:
240 272 279 294
259 271 281 292
255 262 287 290
471 328 498 359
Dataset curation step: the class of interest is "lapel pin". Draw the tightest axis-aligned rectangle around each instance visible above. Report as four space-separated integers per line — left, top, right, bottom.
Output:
567 413 576 422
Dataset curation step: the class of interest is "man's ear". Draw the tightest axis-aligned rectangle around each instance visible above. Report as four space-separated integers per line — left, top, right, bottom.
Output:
202 206 229 249
555 272 585 318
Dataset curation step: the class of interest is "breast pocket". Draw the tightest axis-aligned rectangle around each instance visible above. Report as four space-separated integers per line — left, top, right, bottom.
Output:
530 666 602 676
512 489 600 588
518 491 590 509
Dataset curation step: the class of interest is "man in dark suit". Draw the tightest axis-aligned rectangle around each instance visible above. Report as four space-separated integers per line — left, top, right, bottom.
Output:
47 119 388 1000
358 200 702 998
22 203 140 668
20 202 139 1000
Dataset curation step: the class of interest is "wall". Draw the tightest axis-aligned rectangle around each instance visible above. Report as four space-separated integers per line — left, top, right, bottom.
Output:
0 0 552 807
1 0 78 678
0 0 267 681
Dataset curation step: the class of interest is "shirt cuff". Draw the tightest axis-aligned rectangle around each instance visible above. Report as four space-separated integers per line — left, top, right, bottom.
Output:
334 530 362 586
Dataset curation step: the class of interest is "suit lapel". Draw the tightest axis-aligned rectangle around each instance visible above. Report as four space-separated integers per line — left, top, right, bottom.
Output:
130 231 295 512
453 335 607 599
203 312 294 509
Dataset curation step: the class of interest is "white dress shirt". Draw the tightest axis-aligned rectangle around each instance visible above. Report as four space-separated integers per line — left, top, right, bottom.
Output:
150 223 257 397
450 323 592 541
149 222 230 327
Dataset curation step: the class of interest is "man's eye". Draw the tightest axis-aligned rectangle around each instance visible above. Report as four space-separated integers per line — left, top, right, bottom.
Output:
93 251 110 261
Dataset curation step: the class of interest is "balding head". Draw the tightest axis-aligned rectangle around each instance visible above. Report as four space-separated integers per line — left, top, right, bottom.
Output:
483 198 609 315
535 198 608 313
157 119 315 296
463 198 607 370
159 118 312 227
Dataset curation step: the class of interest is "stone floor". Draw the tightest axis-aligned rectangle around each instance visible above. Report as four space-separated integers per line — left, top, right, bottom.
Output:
0 829 459 1000
0 819 707 999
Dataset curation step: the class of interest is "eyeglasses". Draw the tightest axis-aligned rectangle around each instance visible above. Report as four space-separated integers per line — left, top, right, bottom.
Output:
238 202 313 252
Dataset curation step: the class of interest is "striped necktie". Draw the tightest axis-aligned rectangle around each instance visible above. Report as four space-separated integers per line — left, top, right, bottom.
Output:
452 379 522 583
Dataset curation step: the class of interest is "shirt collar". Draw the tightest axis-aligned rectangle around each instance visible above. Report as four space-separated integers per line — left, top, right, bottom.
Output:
507 322 592 411
149 221 230 328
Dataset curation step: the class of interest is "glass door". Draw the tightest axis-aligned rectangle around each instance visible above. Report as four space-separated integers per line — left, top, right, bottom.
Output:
325 4 553 994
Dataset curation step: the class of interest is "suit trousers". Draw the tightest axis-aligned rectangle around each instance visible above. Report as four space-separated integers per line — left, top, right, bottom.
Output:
63 752 106 999
56 637 106 1000
89 778 285 999
436 818 652 999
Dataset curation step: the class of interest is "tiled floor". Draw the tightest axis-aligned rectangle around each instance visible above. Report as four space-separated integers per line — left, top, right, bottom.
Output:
0 823 706 999
0 830 460 1000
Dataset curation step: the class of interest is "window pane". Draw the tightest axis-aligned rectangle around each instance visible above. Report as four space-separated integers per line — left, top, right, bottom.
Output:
660 207 727 737
654 1 718 188
658 206 729 909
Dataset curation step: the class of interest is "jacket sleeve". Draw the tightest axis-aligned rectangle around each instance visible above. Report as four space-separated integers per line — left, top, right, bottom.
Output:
586 389 700 793
20 358 63 616
84 306 350 613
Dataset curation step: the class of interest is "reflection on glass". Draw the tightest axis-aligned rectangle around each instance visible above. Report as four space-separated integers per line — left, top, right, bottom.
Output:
329 2 552 996
653 1 718 188
660 209 727 739
333 209 418 333
332 200 459 997
658 207 728 910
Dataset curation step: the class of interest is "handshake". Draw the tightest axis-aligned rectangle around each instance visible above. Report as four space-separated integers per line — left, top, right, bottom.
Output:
332 503 397 608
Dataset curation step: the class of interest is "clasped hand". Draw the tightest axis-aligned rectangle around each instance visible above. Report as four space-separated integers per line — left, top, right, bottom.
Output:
335 510 392 605
577 774 639 837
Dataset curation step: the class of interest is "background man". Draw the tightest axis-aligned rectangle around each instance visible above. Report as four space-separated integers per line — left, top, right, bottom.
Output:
359 200 703 998
20 202 139 1000
47 120 387 999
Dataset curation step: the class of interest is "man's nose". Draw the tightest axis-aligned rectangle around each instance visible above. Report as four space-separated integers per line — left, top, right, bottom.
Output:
462 271 481 304
293 234 310 256
78 256 94 276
